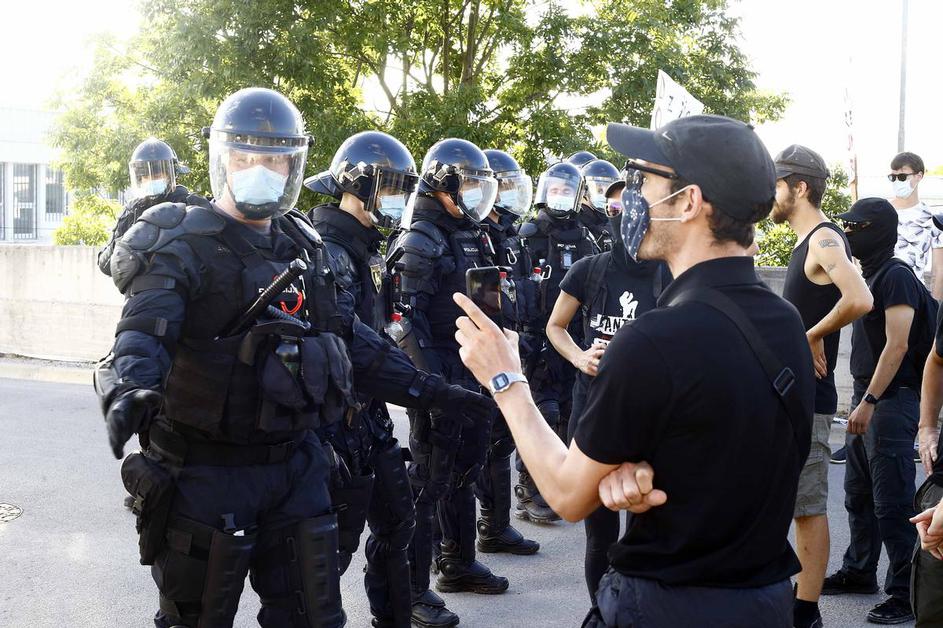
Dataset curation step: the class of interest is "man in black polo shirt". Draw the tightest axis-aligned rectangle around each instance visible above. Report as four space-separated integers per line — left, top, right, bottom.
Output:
451 114 814 627
771 145 873 628
823 198 932 624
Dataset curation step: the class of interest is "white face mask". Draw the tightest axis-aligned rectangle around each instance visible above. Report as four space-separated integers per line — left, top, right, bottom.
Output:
142 179 169 197
377 194 407 220
499 190 518 208
547 194 576 212
461 187 484 211
892 179 914 199
590 191 608 209
231 165 288 205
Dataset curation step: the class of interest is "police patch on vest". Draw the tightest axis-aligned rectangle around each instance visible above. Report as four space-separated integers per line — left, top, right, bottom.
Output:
462 245 480 256
370 262 383 293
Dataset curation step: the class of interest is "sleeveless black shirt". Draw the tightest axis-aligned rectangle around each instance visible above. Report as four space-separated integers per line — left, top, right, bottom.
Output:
782 222 850 415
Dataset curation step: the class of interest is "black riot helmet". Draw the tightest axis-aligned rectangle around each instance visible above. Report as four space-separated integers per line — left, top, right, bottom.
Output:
203 87 313 220
483 149 532 217
304 131 418 229
580 159 621 214
534 161 584 218
128 137 189 201
566 151 598 168
417 138 498 222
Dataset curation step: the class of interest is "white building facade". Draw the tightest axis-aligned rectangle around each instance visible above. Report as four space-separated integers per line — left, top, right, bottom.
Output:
0 107 68 243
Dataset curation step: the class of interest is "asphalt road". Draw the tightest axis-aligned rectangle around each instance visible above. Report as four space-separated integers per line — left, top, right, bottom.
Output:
0 377 923 627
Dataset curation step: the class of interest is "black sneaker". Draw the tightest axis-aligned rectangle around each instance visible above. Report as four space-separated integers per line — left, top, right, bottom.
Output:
830 446 847 464
821 569 878 595
867 596 914 624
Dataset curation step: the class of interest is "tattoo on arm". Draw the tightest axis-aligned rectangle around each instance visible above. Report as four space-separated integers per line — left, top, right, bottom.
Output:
824 262 837 275
818 239 841 249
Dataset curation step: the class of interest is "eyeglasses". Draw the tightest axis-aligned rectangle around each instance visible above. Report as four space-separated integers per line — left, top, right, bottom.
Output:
623 160 679 188
888 173 916 182
842 219 872 232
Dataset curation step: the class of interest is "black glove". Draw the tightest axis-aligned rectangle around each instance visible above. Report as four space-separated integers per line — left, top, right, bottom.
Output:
432 383 497 427
105 389 161 459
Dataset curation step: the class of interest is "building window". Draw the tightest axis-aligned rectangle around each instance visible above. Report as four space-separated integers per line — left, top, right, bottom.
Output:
13 163 37 240
46 168 65 215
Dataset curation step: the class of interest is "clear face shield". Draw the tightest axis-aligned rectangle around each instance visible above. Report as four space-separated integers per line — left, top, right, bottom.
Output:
494 172 533 216
368 168 420 229
456 170 499 223
584 176 618 214
209 130 308 220
535 172 583 217
129 159 175 201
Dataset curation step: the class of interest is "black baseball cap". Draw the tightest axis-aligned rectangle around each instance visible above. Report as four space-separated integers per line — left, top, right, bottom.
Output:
933 213 943 231
774 144 829 180
606 114 776 222
836 197 897 226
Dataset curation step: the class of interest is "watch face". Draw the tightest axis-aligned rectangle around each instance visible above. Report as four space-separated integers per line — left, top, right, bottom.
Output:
494 374 509 389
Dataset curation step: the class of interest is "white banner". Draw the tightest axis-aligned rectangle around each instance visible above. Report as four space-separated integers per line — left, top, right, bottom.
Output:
650 70 705 130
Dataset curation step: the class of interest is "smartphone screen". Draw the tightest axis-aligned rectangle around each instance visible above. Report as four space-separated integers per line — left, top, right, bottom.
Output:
465 266 504 328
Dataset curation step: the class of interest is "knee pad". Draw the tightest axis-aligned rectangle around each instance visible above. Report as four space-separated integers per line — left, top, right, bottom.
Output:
156 516 255 628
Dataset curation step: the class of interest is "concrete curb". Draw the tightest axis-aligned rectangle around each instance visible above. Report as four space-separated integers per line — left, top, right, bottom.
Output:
0 357 93 386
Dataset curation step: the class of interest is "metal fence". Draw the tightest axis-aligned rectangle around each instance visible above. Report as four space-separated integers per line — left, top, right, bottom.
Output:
13 164 36 240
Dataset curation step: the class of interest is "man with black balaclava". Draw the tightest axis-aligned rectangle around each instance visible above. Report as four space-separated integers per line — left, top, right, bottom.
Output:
97 137 205 276
388 138 508 628
517 161 600 523
474 149 540 557
576 159 621 252
823 197 937 625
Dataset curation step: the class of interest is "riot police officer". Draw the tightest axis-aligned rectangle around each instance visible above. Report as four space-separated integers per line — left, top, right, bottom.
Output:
474 149 539 556
516 161 600 523
306 131 491 628
576 159 621 251
388 138 509 627
95 88 491 628
97 137 203 276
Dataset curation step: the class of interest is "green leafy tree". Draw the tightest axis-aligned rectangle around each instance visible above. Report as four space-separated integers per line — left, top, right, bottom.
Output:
53 194 122 246
756 165 853 267
52 0 786 204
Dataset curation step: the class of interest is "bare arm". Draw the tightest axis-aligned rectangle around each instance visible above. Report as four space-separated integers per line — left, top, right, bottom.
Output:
932 248 943 301
920 350 943 473
806 229 873 339
867 304 915 399
546 290 604 377
453 293 618 521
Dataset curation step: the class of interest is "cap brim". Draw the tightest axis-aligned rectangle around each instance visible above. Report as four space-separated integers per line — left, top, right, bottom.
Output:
933 213 943 231
176 163 191 175
774 166 793 180
605 180 626 197
606 123 672 168
836 210 860 222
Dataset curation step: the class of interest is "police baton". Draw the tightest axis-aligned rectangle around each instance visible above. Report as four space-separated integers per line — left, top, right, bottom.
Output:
222 258 308 336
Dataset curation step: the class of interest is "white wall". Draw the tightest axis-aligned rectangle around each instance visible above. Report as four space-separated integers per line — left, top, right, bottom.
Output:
0 245 122 361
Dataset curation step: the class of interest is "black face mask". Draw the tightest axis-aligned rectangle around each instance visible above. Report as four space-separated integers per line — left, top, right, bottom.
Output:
846 221 896 278
608 213 624 247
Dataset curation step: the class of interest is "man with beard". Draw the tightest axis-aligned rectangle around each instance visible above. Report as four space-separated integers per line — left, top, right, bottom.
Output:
823 198 937 625
770 145 872 628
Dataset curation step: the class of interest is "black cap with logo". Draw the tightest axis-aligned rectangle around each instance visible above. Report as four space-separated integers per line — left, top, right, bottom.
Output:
774 144 829 180
606 114 776 223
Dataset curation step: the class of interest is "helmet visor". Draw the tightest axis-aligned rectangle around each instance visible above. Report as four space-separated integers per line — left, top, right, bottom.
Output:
370 168 420 227
495 173 533 216
584 176 618 214
457 172 499 223
129 160 175 201
535 171 582 217
209 140 308 219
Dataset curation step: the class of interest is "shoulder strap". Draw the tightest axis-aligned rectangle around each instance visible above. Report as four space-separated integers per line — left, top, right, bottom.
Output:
580 253 610 319
666 286 806 445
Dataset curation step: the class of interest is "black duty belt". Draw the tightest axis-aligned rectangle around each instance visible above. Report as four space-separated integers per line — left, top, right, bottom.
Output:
148 423 303 467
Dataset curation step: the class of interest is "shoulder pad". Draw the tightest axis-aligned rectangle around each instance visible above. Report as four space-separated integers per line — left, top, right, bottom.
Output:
111 204 225 294
409 220 447 247
324 241 356 291
396 225 443 260
518 222 539 238
285 209 323 245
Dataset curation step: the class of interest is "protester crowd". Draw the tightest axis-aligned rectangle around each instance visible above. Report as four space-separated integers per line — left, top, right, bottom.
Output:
94 85 943 628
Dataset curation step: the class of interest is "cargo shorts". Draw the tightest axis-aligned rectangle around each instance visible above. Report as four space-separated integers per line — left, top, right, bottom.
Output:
794 412 832 518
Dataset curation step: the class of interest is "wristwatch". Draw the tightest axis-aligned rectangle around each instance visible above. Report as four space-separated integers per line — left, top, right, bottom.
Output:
489 372 528 395
863 393 879 405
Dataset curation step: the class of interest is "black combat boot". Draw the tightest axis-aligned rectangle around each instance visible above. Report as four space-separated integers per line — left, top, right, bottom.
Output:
410 589 459 628
477 508 539 555
514 470 560 523
435 539 509 594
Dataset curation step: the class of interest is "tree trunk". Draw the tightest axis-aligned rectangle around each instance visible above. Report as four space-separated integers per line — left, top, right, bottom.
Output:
461 0 479 85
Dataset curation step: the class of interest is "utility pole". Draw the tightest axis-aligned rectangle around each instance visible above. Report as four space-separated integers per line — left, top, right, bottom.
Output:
898 0 908 151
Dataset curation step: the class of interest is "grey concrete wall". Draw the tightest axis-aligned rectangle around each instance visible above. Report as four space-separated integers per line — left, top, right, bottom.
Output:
0 245 122 361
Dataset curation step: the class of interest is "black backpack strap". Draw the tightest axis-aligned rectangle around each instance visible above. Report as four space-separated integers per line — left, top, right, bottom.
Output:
580 253 610 323
667 286 806 445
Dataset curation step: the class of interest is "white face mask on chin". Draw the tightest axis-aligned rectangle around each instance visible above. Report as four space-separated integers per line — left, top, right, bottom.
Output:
892 179 914 199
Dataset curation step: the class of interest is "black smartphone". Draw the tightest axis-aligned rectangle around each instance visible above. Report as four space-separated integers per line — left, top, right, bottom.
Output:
465 266 504 328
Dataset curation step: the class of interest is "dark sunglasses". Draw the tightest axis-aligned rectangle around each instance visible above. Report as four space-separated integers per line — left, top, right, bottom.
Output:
623 160 680 188
887 173 916 182
842 219 872 232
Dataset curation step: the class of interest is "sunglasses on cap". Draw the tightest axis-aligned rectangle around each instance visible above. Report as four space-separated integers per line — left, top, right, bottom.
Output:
842 219 872 232
887 173 916 182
